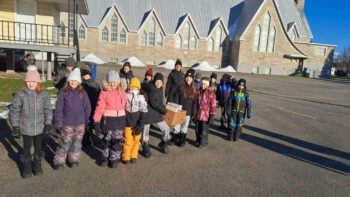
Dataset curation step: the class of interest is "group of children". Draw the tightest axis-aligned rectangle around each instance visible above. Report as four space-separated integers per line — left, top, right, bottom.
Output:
10 58 252 178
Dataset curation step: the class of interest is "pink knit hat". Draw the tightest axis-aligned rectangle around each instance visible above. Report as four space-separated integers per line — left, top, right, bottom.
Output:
24 65 41 83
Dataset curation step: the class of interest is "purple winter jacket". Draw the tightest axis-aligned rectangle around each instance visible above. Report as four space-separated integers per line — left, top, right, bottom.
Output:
55 87 91 128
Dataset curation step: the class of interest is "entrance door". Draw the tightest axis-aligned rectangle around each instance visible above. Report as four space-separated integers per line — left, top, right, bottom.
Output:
15 0 37 42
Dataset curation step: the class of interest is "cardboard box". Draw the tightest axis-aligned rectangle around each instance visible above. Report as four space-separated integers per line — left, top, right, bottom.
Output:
163 110 187 127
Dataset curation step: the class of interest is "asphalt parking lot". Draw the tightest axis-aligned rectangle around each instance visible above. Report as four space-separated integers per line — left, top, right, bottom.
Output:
0 64 349 196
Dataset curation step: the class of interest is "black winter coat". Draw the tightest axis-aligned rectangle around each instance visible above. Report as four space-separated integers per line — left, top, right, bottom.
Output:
119 69 134 85
179 84 197 119
165 70 184 104
82 79 101 122
228 89 252 118
143 83 167 124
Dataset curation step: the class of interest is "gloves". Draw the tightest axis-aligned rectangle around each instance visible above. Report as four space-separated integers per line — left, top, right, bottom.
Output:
12 126 21 139
94 122 102 135
56 127 63 134
208 114 214 124
85 124 90 132
134 120 143 135
43 124 52 137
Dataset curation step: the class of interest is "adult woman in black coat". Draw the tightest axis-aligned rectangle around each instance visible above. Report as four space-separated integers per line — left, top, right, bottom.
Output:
165 59 185 104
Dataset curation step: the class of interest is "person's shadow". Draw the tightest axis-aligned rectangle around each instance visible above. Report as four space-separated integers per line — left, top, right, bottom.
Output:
0 119 23 175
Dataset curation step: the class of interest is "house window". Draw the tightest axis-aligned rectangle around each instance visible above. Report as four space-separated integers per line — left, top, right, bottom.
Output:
315 47 326 56
267 27 276 53
120 28 126 43
259 12 271 52
78 25 85 39
175 35 182 49
68 13 75 38
149 19 156 46
208 37 214 51
215 27 222 52
141 31 147 45
102 27 108 41
190 36 197 50
157 32 163 46
111 14 118 43
253 26 261 51
60 23 66 38
183 23 190 49
288 28 297 41
109 57 117 63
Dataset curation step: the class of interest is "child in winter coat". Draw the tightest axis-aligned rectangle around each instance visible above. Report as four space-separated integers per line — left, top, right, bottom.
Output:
209 72 218 93
195 77 217 147
54 68 91 170
172 69 197 147
93 71 126 168
194 72 202 90
10 66 52 178
120 62 134 85
216 74 233 130
142 73 171 155
81 65 101 146
227 79 252 141
122 78 148 164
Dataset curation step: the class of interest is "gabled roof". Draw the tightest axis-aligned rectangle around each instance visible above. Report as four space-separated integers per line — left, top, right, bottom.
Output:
208 18 229 38
138 9 167 35
174 14 201 38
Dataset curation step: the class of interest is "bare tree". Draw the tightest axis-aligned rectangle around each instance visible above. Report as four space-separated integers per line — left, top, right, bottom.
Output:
337 44 350 71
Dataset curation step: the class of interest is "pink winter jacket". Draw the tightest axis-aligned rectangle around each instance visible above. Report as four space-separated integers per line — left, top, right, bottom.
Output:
196 89 217 122
93 82 127 123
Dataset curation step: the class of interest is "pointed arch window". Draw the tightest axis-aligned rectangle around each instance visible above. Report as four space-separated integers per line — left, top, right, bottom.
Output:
190 36 197 50
259 12 271 52
120 28 126 43
208 37 214 51
79 25 85 39
141 31 147 45
253 26 261 51
175 35 182 49
183 23 190 49
111 14 118 42
267 27 276 53
215 27 222 52
149 19 156 46
157 32 163 46
60 23 66 37
288 27 297 41
102 27 108 41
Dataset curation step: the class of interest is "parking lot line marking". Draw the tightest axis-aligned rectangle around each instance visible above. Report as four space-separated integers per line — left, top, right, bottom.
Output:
234 146 258 169
264 103 317 120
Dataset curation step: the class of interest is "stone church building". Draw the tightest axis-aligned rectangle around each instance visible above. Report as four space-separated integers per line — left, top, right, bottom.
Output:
60 0 336 76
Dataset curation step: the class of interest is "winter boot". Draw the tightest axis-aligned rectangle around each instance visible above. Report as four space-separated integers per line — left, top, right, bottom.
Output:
168 133 178 146
158 141 169 154
99 156 108 167
142 143 152 158
21 155 32 179
228 129 234 141
130 158 136 164
54 164 64 170
109 160 120 168
32 152 44 176
68 162 79 168
177 133 186 147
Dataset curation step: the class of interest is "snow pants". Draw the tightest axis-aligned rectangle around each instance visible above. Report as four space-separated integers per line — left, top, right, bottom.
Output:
142 121 170 143
173 116 190 134
102 130 124 161
229 113 245 140
122 127 141 161
195 121 209 145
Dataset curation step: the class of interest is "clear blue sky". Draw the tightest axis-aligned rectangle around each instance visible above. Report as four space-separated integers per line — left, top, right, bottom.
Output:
304 0 350 53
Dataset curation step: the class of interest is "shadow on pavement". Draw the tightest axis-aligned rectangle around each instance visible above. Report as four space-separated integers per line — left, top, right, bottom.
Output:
0 119 22 174
241 125 350 175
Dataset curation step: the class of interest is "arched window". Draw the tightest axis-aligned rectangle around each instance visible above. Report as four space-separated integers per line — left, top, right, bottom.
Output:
111 14 118 42
267 27 276 53
288 27 296 41
183 23 190 49
208 37 214 51
157 32 163 46
60 23 66 37
259 12 271 52
215 27 222 52
141 31 147 45
120 28 126 43
79 25 85 39
253 26 261 51
190 36 197 50
175 35 182 49
149 19 156 46
102 27 108 41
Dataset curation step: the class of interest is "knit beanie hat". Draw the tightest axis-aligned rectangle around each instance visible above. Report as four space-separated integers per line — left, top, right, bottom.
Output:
81 65 92 76
195 72 202 79
201 77 210 87
107 70 120 83
175 58 182 67
210 72 217 79
153 72 163 82
67 68 82 83
123 61 131 68
128 77 141 90
145 68 153 77
237 78 247 89
65 57 76 67
24 65 41 82
185 69 195 78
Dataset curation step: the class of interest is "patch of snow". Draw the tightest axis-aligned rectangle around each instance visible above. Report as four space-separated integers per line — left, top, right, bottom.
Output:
46 87 56 90
50 98 57 109
0 102 11 107
159 60 176 69
218 66 236 73
193 61 217 72
122 56 146 67
0 110 9 120
82 54 105 64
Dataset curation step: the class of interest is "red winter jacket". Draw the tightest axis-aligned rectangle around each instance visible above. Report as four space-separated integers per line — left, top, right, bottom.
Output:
196 88 216 121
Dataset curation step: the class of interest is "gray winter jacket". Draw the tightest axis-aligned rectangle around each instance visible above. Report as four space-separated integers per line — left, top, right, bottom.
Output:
10 89 53 136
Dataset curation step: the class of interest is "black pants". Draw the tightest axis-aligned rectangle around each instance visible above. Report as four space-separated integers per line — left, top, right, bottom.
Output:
195 121 209 145
229 113 245 139
22 135 42 158
220 107 229 127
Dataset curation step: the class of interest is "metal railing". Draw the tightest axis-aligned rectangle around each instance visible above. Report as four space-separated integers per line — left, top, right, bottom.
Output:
0 20 74 47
